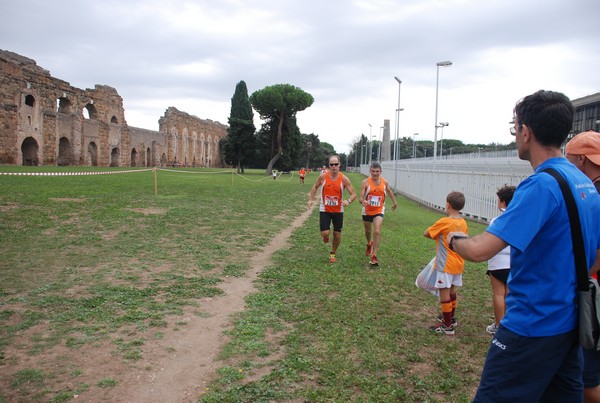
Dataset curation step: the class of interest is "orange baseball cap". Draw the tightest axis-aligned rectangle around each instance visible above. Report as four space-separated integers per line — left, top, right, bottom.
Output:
565 131 600 166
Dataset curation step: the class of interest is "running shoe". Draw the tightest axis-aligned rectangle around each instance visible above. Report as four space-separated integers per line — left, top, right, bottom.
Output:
370 254 379 266
486 323 498 335
430 323 455 335
366 240 373 256
437 315 458 327
329 252 336 263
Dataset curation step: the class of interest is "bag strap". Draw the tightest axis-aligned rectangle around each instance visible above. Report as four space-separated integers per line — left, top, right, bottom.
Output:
542 167 589 291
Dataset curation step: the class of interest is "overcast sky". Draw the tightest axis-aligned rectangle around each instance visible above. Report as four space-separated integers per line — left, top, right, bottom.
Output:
2 0 599 154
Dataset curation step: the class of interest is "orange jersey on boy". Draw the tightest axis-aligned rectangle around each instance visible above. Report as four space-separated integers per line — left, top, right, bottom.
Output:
320 172 345 213
426 217 468 274
361 177 388 216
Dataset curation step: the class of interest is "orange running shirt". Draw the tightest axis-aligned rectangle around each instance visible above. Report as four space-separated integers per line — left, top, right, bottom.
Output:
320 172 345 213
426 216 469 274
361 177 388 216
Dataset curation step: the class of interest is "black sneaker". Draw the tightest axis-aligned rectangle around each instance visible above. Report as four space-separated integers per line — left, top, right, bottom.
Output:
430 323 455 335
437 314 457 327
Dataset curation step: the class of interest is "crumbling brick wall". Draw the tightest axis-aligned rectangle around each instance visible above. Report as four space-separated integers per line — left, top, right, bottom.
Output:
0 49 227 167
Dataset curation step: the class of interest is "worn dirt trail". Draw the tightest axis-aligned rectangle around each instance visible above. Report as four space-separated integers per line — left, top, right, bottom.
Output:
97 207 313 403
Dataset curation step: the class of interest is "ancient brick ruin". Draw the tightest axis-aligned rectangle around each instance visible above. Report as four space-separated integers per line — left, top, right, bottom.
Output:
0 49 227 167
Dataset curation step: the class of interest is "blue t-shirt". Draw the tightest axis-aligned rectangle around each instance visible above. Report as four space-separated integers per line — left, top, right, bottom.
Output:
487 157 600 337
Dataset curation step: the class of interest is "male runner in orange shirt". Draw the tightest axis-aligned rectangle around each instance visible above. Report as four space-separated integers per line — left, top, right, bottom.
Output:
307 155 356 263
359 162 397 266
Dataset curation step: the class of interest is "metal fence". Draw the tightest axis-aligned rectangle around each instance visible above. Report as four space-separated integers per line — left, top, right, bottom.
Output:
360 150 533 223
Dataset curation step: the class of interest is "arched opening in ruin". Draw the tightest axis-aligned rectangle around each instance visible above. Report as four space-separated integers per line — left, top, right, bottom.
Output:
24 94 35 107
83 103 98 120
146 147 151 167
56 97 72 113
110 116 118 124
152 141 158 167
87 142 98 166
57 137 72 166
160 153 167 166
21 137 39 166
131 148 138 167
110 148 120 167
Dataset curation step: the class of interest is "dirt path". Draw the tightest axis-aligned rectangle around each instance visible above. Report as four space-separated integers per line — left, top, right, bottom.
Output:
99 207 314 403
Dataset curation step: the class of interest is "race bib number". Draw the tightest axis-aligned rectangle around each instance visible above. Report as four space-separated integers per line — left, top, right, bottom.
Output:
325 196 339 206
368 195 382 207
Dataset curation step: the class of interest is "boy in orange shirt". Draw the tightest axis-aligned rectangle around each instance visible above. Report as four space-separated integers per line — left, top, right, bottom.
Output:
423 191 468 335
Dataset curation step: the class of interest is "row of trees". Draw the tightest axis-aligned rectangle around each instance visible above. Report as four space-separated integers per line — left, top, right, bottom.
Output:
221 81 337 175
221 81 516 174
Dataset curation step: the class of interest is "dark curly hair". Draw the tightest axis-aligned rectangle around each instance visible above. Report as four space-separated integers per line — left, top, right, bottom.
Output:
496 185 516 206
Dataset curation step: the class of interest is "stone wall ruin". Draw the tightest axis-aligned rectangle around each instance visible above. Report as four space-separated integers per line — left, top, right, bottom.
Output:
0 49 227 167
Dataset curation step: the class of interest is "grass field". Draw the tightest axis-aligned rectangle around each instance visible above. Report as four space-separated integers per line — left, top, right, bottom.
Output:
0 166 493 402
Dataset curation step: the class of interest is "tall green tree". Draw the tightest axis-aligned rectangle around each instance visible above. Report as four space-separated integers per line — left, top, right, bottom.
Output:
250 84 314 175
254 114 304 171
221 81 255 173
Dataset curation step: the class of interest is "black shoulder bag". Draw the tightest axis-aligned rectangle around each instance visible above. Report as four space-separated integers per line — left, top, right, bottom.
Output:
543 167 600 350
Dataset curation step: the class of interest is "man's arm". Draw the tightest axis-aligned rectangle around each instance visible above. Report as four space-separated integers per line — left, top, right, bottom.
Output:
386 185 398 211
358 179 368 206
343 177 357 206
307 174 325 209
447 231 508 262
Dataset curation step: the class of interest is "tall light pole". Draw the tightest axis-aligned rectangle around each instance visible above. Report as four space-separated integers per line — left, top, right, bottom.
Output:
378 126 384 161
438 122 449 157
394 77 402 161
394 77 403 191
362 142 366 165
434 60 452 160
360 134 365 165
412 132 419 158
369 123 373 165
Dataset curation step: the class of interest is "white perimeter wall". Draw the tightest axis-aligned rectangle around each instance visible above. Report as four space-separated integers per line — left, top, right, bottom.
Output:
360 150 533 223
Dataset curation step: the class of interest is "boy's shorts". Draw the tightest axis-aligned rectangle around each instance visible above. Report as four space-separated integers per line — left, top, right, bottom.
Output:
434 271 463 288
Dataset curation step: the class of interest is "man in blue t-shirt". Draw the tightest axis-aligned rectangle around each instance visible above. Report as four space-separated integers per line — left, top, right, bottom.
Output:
448 90 600 402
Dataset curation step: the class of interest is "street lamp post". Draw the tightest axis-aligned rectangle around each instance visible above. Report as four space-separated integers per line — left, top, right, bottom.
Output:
412 132 419 158
394 77 403 191
394 77 402 161
438 122 449 157
359 137 363 166
379 126 384 162
368 123 373 164
434 60 452 160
